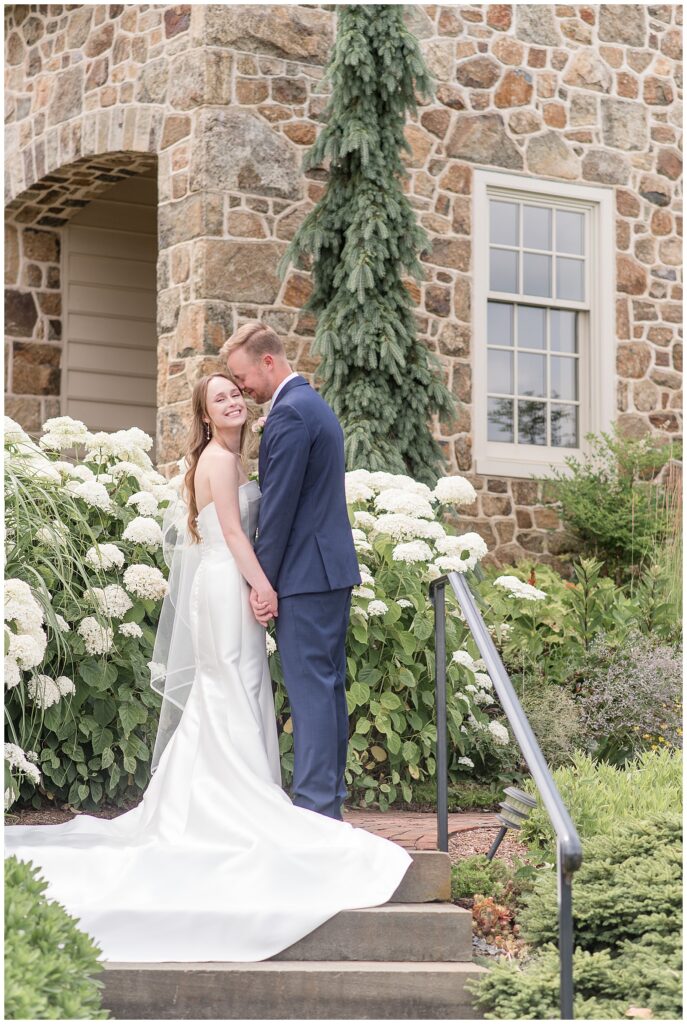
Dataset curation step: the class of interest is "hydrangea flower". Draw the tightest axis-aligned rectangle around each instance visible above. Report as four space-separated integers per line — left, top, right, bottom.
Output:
40 416 91 451
474 672 493 690
375 489 434 520
367 600 388 617
27 674 63 709
266 634 276 655
54 615 70 633
353 511 377 530
126 491 159 516
457 756 474 768
122 516 164 549
7 631 47 670
4 657 21 690
123 564 168 600
397 599 413 609
118 622 143 639
77 617 114 656
495 575 547 601
85 543 126 571
4 743 41 785
433 555 472 574
4 417 30 446
4 580 44 634
68 480 113 512
353 586 375 600
392 541 433 563
345 479 374 504
489 720 510 745
432 475 477 507
452 650 476 671
91 585 133 620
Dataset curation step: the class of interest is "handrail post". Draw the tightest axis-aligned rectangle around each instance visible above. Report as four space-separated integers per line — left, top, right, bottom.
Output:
559 856 574 1019
432 579 449 853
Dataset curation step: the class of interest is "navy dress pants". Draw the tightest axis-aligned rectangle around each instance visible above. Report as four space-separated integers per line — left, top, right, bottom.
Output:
275 588 352 820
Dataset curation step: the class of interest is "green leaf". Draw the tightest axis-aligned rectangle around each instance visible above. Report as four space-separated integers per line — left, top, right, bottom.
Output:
355 718 372 735
91 726 114 755
380 691 402 711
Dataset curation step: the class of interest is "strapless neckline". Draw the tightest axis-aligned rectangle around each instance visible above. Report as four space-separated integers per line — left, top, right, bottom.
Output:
197 482 256 519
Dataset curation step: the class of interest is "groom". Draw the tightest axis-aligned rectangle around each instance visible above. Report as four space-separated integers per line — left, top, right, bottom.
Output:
225 322 361 821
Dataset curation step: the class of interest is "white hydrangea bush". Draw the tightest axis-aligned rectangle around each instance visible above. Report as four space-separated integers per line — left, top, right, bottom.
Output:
4 417 171 810
271 467 522 810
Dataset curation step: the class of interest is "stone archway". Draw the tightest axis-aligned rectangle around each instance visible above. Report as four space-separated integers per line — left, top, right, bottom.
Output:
5 152 158 433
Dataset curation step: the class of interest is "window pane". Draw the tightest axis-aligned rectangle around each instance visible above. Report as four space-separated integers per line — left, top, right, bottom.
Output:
518 305 546 350
551 356 577 400
523 253 551 297
518 401 547 446
557 257 584 301
487 302 514 346
523 205 552 251
556 210 584 255
488 397 514 442
551 404 578 447
488 350 513 394
490 248 519 293
551 310 577 353
518 352 546 397
490 201 519 246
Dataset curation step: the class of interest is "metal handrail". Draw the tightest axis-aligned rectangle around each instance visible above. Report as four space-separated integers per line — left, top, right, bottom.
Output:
429 572 583 1021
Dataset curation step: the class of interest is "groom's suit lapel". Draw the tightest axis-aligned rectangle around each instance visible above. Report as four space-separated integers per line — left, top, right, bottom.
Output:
258 376 309 488
270 375 309 410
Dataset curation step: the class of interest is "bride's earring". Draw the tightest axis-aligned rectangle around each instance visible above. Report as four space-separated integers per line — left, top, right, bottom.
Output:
204 422 211 441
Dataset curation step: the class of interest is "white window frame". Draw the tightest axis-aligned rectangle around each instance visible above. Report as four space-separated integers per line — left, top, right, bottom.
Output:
473 169 615 479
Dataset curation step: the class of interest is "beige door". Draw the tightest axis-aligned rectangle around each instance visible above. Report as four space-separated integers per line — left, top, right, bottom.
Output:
63 169 158 443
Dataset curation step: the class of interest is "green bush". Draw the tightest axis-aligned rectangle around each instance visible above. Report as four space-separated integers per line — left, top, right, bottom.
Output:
5 855 109 1020
519 748 682 855
522 816 681 952
451 855 511 902
549 429 678 581
5 418 171 811
471 816 682 1020
472 941 681 1020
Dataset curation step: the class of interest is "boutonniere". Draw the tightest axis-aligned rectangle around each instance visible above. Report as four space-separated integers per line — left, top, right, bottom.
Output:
252 416 267 436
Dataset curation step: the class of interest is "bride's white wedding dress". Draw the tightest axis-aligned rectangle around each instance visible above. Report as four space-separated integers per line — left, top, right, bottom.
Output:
4 482 411 962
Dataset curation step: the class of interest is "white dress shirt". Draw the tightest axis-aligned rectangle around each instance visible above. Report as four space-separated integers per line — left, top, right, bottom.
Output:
269 371 300 410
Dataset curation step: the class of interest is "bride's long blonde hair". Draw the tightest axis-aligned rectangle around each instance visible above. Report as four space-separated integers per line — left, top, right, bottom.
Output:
183 372 247 543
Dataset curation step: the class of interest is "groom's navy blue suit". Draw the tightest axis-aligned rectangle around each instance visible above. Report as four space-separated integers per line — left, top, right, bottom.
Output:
256 376 361 819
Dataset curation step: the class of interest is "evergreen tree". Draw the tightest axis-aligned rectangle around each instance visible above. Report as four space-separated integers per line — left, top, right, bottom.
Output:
281 5 455 484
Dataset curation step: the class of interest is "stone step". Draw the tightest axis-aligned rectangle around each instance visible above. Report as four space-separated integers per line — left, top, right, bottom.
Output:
102 960 487 1019
272 903 472 962
389 850 452 903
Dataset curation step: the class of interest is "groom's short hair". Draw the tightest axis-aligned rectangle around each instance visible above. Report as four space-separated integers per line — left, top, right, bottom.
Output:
222 321 285 362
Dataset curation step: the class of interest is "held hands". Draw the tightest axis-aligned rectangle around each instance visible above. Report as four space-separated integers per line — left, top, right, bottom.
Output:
250 585 278 626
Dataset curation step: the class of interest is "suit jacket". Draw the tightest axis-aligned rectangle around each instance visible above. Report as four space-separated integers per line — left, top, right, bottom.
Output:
255 376 361 598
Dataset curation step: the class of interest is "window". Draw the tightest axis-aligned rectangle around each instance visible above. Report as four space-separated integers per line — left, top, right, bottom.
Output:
473 170 614 478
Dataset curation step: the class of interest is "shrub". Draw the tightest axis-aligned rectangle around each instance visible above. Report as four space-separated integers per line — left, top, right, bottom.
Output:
520 748 682 855
269 467 524 809
472 941 681 1020
5 855 109 1019
471 816 682 1020
574 631 682 765
451 855 512 902
549 429 678 581
519 684 582 769
4 417 172 810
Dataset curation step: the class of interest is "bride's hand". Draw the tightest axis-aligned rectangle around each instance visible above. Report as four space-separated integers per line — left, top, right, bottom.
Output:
250 586 278 623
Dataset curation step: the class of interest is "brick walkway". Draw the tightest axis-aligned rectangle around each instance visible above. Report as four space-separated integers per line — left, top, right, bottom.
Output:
343 808 497 850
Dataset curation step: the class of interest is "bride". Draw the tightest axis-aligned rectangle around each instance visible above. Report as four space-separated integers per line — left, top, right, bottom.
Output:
4 372 411 964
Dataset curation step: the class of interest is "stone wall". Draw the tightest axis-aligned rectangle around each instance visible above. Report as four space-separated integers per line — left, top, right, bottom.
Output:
4 4 683 566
